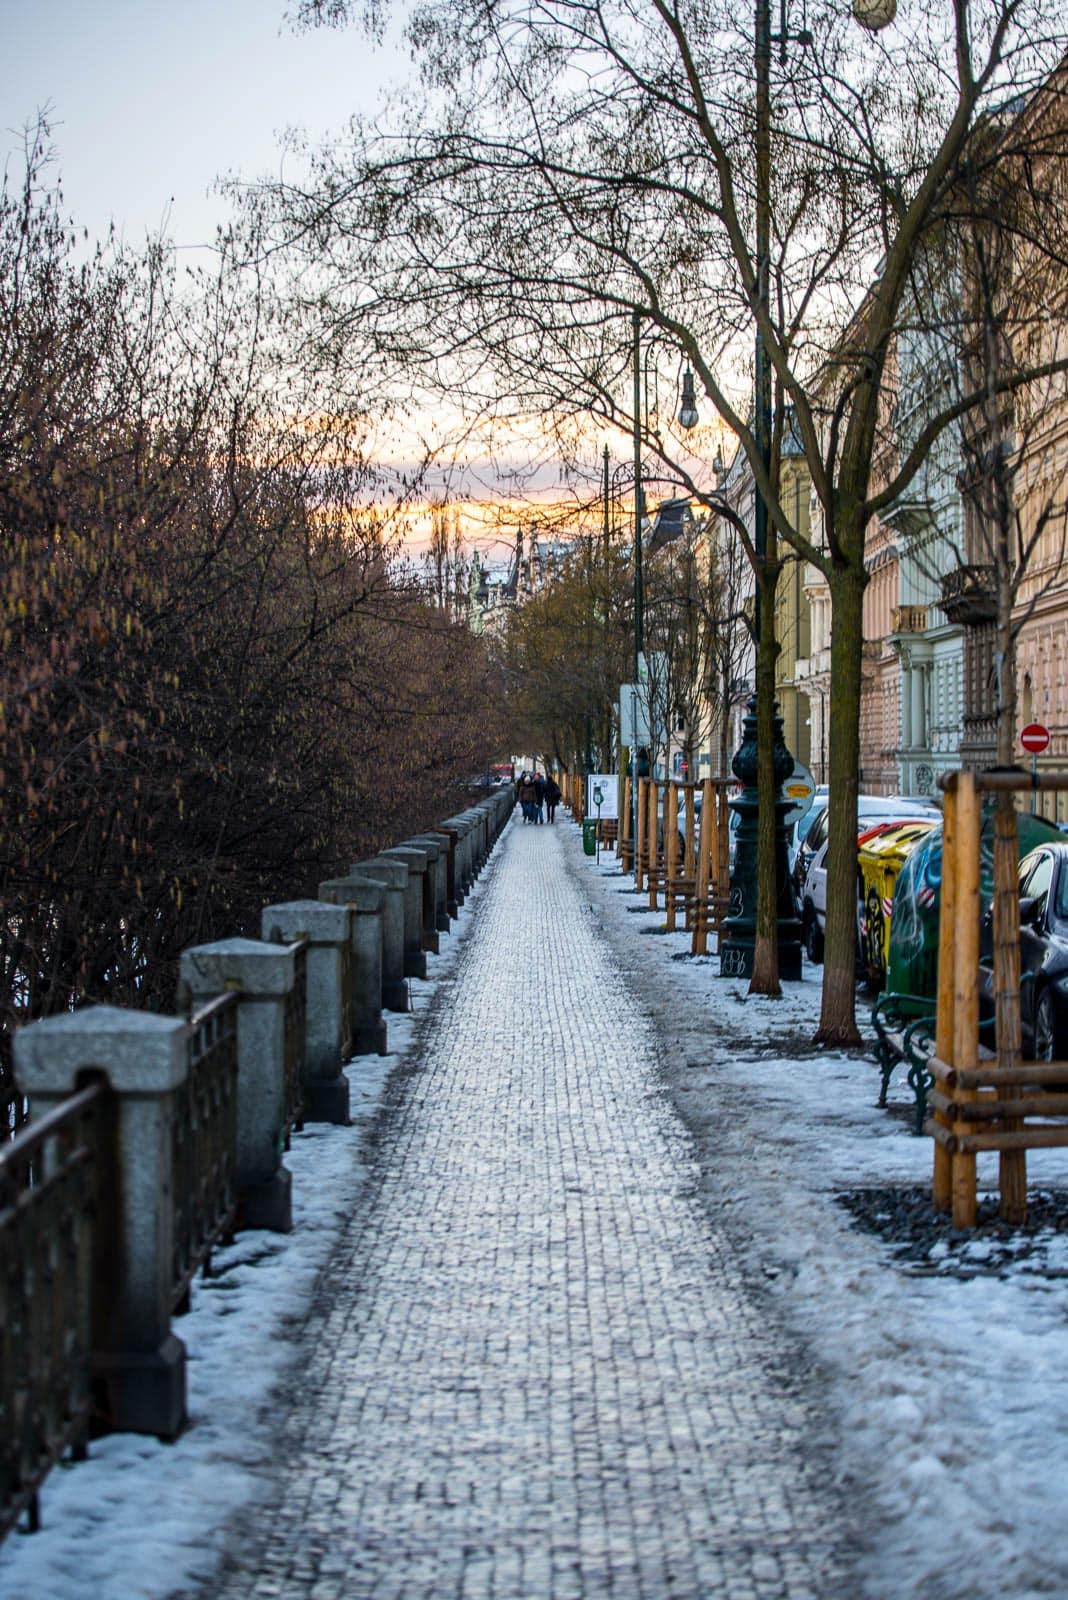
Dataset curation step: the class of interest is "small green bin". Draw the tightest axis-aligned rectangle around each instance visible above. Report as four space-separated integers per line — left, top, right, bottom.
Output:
582 819 598 856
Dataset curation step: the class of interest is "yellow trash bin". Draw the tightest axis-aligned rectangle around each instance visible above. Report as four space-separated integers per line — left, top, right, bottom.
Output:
858 819 938 989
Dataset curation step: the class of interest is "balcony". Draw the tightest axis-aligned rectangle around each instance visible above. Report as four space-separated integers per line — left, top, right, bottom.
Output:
892 605 929 635
940 564 997 625
881 495 936 540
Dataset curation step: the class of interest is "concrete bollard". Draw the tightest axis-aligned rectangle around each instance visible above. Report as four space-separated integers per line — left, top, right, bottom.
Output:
407 835 451 932
350 858 410 1011
378 847 430 973
439 815 478 910
473 801 494 861
422 827 461 918
450 812 479 895
318 875 388 1054
178 938 297 1234
381 845 438 957
261 900 352 1124
14 1006 190 1439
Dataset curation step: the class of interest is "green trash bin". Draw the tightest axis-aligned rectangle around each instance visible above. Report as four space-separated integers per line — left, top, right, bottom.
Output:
582 819 598 856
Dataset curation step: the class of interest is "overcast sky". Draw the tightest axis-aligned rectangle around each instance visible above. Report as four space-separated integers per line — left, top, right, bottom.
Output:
0 0 405 250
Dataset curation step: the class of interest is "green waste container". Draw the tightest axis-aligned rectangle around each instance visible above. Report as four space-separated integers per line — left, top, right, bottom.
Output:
582 819 598 856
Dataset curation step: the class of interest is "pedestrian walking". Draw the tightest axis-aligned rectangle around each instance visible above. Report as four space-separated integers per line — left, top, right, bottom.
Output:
544 774 561 823
533 771 546 824
517 771 538 822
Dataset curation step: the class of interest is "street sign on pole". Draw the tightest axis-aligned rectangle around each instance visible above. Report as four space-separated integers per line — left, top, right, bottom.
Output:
619 683 651 748
1021 723 1050 814
1021 723 1051 754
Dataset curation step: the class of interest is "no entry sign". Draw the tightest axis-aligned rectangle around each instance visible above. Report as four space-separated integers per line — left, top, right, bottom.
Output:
1021 722 1051 755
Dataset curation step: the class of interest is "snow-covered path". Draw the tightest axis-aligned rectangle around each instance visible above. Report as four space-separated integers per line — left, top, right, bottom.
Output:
5 809 1068 1600
198 817 852 1599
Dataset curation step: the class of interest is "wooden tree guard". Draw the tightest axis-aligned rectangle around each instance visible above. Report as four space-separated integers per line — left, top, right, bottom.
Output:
664 783 680 930
930 769 1068 1228
692 779 714 955
647 780 662 910
690 780 733 956
679 785 698 931
684 784 697 875
619 775 633 870
636 778 649 892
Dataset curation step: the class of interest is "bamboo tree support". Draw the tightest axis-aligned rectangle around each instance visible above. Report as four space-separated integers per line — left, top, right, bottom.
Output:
665 782 680 931
636 778 649 893
692 778 714 955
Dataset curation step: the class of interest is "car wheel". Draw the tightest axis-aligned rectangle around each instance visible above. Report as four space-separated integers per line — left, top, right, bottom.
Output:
804 905 824 965
1034 988 1058 1063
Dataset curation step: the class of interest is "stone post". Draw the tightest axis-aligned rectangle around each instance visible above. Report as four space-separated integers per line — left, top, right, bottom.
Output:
450 819 479 896
407 835 451 931
178 938 296 1232
439 816 472 907
318 875 388 1054
14 1006 190 1439
350 858 410 1011
378 847 430 972
382 845 438 957
261 900 352 1124
424 827 461 918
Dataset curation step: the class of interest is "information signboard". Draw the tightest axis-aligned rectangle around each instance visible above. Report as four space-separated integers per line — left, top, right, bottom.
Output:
586 774 618 820
619 682 651 748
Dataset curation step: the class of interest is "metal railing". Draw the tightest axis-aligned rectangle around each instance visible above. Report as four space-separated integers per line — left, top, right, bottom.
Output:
0 1079 105 1539
171 993 239 1312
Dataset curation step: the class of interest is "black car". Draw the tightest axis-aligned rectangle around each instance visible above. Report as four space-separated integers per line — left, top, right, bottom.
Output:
981 841 1068 1061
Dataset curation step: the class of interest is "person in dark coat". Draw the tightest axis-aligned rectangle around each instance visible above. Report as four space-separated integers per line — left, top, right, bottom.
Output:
532 772 546 824
543 774 562 822
517 772 538 822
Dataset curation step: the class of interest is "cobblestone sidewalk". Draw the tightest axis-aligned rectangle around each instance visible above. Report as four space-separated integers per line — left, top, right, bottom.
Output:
203 818 854 1599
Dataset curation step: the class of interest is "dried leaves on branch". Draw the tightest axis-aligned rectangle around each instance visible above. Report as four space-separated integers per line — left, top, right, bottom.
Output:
0 135 503 1081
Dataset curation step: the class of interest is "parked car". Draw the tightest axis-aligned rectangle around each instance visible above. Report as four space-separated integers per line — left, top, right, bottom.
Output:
979 841 1068 1061
798 795 941 964
727 785 828 875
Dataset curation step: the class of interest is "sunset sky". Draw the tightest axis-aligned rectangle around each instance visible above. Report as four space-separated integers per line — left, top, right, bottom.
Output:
0 0 715 563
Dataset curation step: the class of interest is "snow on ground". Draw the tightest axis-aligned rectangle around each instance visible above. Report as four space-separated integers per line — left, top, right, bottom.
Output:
579 835 1068 1600
3 815 1068 1600
0 880 483 1600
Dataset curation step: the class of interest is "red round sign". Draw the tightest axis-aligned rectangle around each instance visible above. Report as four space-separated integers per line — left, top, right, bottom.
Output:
1021 722 1051 754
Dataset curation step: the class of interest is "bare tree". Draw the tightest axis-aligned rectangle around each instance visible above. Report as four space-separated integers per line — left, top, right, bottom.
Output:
0 132 505 1114
256 0 1068 1040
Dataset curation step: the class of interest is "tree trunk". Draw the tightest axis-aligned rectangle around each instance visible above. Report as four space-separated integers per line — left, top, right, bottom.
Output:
816 562 864 1046
750 557 782 996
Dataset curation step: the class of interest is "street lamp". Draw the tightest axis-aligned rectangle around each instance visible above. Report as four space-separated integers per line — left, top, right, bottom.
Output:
678 369 700 431
721 0 896 982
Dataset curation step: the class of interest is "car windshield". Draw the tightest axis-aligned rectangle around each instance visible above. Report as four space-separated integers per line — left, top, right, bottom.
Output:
1054 859 1068 922
796 802 827 843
